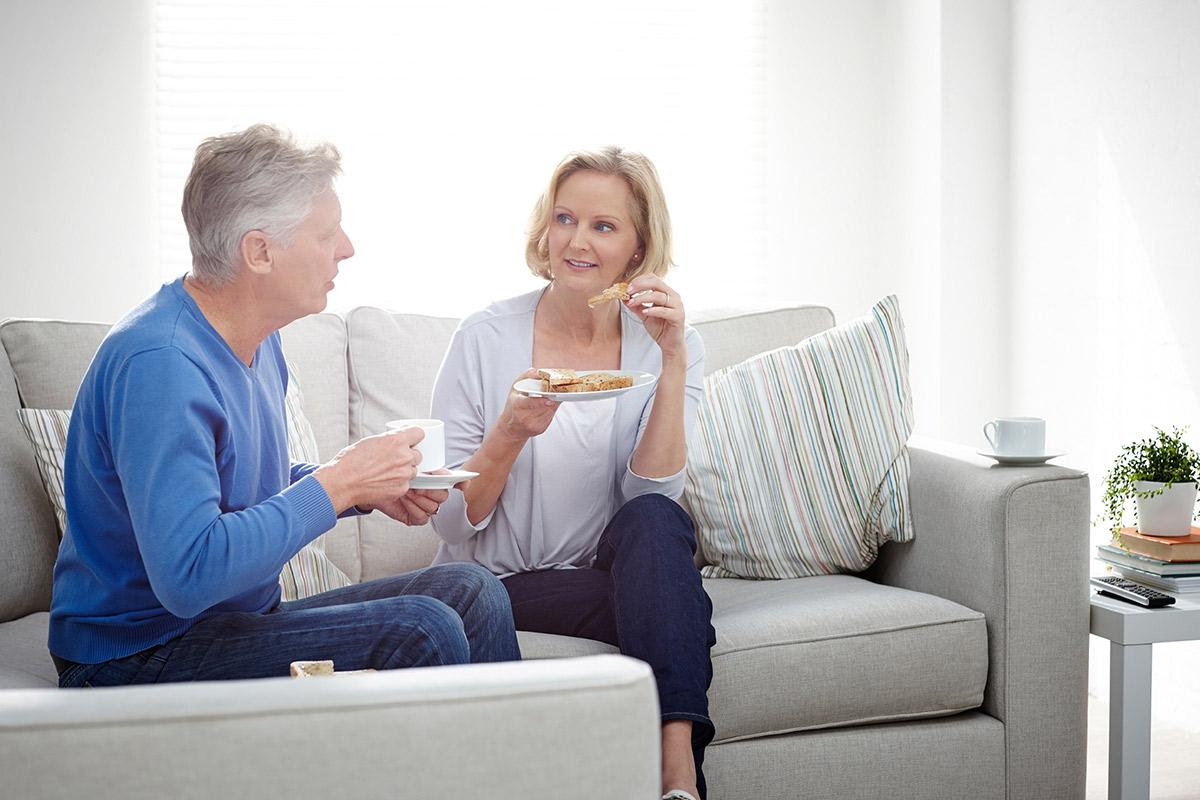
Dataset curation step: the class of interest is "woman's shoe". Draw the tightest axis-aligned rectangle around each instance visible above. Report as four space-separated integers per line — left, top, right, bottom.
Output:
662 791 698 800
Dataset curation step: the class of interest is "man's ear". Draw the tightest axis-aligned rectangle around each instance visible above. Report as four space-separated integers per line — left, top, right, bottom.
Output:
241 230 273 276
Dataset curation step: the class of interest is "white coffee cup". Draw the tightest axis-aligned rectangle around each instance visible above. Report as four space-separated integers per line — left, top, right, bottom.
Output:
983 417 1045 456
385 418 445 473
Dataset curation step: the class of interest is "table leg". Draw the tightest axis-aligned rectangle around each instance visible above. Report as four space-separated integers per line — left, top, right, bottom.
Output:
1109 641 1152 800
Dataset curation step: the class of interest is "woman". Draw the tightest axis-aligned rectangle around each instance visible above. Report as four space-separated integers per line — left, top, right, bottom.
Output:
430 147 715 800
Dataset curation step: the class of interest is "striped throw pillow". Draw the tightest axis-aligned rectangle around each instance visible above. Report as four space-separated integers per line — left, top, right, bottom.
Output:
683 295 914 579
17 362 352 601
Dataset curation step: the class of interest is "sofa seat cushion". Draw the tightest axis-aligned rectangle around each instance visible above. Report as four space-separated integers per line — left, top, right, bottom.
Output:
518 574 987 743
0 613 57 689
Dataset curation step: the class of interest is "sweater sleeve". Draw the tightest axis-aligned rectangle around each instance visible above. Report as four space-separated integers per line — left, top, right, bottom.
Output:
619 327 706 502
429 323 496 545
290 461 363 518
109 348 337 619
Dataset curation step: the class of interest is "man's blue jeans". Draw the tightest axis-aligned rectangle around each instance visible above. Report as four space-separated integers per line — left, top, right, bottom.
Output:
59 563 520 688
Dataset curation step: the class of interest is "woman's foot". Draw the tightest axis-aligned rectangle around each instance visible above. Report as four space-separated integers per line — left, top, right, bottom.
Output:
662 791 698 800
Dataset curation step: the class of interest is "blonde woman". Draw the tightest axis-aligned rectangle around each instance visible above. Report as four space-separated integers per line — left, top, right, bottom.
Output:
431 147 714 800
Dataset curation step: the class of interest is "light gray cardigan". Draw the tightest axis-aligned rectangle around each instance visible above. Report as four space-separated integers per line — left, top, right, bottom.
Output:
429 288 705 576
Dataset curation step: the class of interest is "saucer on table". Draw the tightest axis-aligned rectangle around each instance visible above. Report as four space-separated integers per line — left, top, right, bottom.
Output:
410 469 478 490
976 449 1066 466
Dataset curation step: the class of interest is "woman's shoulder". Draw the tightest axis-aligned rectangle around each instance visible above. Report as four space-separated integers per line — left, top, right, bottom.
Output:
456 288 543 335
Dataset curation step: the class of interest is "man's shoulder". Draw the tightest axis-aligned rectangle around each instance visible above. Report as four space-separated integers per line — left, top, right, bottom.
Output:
91 282 217 388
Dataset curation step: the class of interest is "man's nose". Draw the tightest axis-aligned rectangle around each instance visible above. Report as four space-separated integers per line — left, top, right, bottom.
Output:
337 228 355 261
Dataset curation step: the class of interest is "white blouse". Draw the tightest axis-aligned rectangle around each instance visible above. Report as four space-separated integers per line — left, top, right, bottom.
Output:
529 398 618 570
428 288 706 578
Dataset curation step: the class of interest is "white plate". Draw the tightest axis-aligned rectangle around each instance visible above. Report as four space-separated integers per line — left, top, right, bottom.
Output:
977 449 1066 466
514 371 657 402
409 469 478 490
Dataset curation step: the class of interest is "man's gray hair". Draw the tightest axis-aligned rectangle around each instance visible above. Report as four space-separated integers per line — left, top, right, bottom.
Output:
182 124 342 286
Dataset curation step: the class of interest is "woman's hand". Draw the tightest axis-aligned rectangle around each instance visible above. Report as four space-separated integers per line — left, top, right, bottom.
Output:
626 275 686 361
498 368 561 440
367 488 450 526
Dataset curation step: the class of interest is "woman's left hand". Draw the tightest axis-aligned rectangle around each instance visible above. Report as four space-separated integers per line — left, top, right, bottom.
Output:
626 275 686 361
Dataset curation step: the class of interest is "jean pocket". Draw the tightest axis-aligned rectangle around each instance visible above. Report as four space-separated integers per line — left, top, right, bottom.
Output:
58 662 100 689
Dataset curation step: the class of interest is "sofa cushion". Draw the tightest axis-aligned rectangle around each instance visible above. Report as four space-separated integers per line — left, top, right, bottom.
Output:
684 295 914 579
279 313 360 582
518 574 986 743
345 307 461 579
0 612 57 689
690 305 836 376
0 322 89 623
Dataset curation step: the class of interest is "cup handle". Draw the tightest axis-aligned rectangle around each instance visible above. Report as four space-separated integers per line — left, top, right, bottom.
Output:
983 421 998 451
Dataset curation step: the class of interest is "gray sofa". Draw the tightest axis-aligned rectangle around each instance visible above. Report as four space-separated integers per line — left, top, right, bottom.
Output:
0 303 1091 799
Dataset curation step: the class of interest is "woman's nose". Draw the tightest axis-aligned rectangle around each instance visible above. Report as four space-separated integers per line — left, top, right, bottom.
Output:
569 227 590 252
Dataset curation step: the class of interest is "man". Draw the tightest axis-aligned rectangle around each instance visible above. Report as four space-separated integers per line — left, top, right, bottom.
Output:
49 124 519 687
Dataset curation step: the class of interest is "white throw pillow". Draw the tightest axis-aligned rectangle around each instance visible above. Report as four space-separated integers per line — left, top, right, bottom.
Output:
17 362 352 601
683 295 914 579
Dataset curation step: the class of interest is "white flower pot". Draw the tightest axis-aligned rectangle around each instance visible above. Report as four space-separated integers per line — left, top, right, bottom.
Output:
1134 480 1198 537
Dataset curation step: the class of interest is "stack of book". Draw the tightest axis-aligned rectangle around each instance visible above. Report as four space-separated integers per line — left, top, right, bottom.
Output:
1096 527 1200 594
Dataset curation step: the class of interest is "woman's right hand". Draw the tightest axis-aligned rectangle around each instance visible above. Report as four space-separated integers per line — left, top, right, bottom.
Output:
498 368 561 439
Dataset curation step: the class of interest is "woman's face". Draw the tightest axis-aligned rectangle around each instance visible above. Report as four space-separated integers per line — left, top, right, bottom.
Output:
547 170 643 293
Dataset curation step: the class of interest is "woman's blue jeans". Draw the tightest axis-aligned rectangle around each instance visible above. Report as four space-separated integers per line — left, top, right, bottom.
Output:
59 562 520 688
501 494 717 799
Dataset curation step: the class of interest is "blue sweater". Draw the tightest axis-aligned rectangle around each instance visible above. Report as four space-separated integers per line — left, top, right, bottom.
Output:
48 279 337 665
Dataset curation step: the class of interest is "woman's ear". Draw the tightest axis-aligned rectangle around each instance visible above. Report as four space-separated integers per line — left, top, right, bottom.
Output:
626 246 645 276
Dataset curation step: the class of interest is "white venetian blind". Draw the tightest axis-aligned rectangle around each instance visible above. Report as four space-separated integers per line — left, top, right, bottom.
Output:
155 0 766 316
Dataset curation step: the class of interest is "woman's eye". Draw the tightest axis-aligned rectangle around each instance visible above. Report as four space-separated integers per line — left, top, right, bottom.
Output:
595 222 614 233
556 213 573 225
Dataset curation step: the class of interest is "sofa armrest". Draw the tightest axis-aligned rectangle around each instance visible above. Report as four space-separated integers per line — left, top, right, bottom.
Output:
868 436 1090 800
0 654 660 800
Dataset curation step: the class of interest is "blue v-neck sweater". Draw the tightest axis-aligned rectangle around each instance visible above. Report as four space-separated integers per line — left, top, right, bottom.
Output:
48 279 336 665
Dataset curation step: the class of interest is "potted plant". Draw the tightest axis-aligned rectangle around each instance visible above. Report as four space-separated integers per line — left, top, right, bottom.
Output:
1100 426 1200 543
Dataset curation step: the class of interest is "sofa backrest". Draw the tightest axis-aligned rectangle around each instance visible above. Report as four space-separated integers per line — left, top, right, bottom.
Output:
0 303 834 621
1 321 114 623
331 304 837 581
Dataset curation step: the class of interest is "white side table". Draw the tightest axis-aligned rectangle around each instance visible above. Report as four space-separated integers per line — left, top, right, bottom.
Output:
1089 591 1200 800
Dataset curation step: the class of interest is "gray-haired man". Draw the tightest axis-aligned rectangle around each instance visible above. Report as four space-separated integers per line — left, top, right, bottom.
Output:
49 124 519 687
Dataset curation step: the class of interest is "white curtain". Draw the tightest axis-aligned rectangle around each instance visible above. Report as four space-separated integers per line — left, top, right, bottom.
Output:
156 0 766 316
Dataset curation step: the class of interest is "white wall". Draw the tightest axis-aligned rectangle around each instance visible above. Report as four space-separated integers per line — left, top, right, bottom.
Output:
1009 0 1200 732
765 0 1013 445
0 0 157 323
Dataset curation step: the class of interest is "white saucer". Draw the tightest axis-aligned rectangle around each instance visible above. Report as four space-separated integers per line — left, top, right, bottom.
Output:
410 469 478 490
977 449 1066 466
514 371 657 402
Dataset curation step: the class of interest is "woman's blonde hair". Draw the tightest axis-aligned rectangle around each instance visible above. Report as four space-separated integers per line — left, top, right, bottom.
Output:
525 146 673 282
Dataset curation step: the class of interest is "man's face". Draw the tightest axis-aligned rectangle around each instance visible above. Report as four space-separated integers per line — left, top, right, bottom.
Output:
268 189 354 316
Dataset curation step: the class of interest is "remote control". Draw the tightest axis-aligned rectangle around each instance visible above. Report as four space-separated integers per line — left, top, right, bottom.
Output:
1091 575 1176 608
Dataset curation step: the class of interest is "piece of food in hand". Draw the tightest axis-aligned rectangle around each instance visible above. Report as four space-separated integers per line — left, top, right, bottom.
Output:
549 372 634 393
587 281 631 308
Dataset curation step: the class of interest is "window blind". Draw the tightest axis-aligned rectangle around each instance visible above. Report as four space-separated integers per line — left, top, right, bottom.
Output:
156 0 766 315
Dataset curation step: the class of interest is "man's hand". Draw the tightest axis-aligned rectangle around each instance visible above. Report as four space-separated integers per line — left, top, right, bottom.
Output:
313 428 424 514
364 488 450 526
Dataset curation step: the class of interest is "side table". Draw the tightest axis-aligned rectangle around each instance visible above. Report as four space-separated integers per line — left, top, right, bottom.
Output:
1089 590 1200 800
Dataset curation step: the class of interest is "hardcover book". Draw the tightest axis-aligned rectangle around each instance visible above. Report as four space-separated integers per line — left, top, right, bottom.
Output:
1115 527 1200 563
